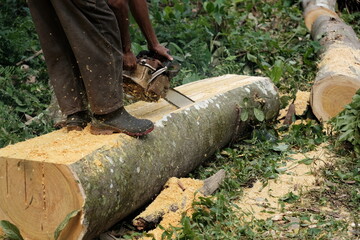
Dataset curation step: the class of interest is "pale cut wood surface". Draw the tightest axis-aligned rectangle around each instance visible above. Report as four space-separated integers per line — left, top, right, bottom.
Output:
0 75 254 164
0 75 279 240
309 16 360 121
302 0 338 30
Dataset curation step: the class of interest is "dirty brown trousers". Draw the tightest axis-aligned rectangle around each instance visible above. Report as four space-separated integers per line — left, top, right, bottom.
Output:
28 0 123 116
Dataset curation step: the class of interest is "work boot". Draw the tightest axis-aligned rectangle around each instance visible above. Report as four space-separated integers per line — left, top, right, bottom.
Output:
90 107 154 136
66 111 91 131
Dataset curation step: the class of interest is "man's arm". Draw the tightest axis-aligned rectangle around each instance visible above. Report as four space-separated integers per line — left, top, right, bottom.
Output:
128 0 173 61
108 0 173 70
108 0 137 70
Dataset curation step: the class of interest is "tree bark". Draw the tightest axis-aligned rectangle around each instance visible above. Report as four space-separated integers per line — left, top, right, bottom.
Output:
309 15 360 121
302 0 338 30
0 75 279 240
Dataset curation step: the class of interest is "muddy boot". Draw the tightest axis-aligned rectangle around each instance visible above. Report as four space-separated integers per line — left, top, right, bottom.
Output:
66 111 91 131
90 107 154 136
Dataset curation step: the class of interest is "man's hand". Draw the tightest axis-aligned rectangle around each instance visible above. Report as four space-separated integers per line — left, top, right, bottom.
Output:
123 51 137 71
149 44 173 62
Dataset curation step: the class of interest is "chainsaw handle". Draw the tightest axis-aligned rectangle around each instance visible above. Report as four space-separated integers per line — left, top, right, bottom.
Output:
137 50 171 64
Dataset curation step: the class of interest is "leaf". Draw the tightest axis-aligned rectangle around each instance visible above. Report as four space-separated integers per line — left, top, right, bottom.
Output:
246 53 257 63
0 220 24 240
254 108 265 122
279 192 299 203
269 60 283 84
169 42 184 55
272 143 289 152
131 42 146 54
240 109 249 121
213 12 223 25
338 129 353 142
54 209 80 240
298 158 313 165
308 227 321 236
203 1 215 13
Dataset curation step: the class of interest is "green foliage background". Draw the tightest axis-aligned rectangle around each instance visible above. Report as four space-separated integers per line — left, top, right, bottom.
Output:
0 0 53 147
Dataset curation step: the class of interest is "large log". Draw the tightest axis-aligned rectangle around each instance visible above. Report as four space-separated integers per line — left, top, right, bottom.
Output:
302 0 337 30
0 75 279 240
309 15 360 121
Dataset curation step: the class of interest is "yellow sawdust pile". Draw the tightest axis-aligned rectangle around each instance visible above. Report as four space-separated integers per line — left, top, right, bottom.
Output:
319 45 360 77
0 126 121 164
236 145 328 220
278 91 310 121
136 177 204 240
294 91 310 115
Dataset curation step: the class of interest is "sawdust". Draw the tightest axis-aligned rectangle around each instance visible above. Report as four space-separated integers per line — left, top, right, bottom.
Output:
236 145 328 220
137 177 204 240
318 45 360 77
0 126 123 164
278 91 310 122
294 91 310 115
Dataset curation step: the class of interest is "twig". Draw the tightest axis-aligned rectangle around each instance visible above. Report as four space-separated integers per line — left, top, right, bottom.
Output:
177 180 186 191
16 50 43 66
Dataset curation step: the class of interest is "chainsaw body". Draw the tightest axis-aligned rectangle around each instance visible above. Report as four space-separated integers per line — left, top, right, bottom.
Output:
122 51 194 108
123 53 174 102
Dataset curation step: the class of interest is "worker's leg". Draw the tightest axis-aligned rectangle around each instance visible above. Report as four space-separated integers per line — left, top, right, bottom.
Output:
30 0 153 135
50 0 124 115
27 0 87 116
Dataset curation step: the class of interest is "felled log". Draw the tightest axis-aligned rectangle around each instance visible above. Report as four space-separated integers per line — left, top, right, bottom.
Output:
309 15 360 121
0 75 279 240
302 0 337 30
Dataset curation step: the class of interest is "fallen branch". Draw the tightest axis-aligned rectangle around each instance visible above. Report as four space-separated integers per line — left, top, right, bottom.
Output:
16 50 43 66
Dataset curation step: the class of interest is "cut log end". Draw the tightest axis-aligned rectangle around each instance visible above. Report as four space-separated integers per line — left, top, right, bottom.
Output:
0 159 84 239
311 75 360 121
304 7 338 31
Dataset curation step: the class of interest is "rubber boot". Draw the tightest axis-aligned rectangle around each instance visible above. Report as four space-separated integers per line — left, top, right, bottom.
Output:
66 111 91 131
90 107 154 136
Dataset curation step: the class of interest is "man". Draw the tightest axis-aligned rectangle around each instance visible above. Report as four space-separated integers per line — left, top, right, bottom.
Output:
108 0 173 71
27 0 166 136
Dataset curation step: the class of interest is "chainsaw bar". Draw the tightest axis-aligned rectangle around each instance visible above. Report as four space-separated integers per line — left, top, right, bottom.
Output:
165 88 194 108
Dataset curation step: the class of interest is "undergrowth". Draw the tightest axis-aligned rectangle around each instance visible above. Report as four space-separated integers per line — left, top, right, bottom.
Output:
0 0 53 147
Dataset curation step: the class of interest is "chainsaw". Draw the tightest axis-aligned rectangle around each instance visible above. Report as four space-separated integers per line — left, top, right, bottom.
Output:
122 51 194 108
